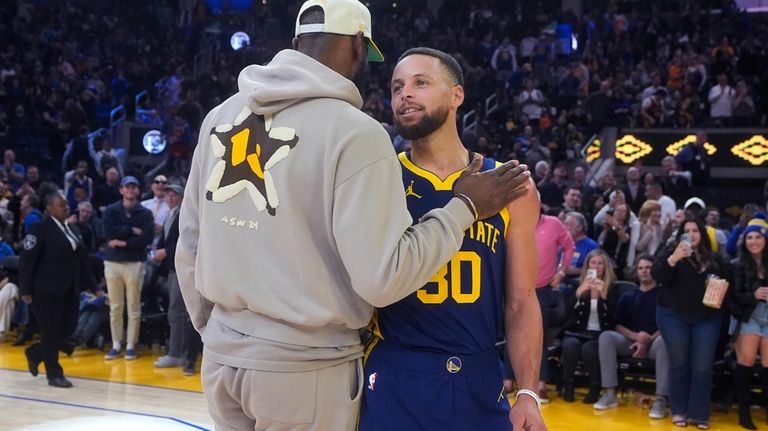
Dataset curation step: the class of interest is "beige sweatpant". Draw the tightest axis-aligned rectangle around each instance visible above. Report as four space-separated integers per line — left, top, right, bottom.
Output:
201 356 363 431
104 261 144 346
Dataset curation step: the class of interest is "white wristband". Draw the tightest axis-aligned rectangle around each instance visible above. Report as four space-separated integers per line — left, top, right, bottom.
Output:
515 388 542 409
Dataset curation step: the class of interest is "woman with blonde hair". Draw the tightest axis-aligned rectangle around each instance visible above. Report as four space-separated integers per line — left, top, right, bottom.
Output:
561 249 619 403
628 199 663 268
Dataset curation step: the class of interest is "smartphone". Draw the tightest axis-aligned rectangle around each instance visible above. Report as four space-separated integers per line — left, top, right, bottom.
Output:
680 233 692 245
587 269 597 279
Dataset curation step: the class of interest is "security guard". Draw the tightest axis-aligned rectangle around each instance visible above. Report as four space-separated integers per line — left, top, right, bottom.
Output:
20 191 95 388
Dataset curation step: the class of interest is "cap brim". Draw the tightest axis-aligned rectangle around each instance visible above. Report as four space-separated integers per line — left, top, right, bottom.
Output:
367 39 384 62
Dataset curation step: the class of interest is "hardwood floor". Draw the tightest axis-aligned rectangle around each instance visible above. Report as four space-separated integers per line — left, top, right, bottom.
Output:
0 340 757 430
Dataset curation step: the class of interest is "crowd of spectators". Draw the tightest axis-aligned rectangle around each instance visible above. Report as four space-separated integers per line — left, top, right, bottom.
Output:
0 0 767 427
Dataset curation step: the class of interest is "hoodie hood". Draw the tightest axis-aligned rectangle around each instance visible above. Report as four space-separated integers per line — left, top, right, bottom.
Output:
239 49 364 116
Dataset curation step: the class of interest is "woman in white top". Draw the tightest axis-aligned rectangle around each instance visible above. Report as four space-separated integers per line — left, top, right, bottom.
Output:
561 249 619 404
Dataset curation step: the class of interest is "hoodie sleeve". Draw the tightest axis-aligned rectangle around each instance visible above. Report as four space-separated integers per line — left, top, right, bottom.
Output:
332 128 474 308
176 109 217 334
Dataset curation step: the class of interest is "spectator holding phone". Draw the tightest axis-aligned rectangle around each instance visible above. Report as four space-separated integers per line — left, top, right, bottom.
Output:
653 217 730 429
561 249 618 404
729 217 768 430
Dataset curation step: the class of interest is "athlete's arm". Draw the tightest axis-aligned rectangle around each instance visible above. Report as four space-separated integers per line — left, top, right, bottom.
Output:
504 178 542 394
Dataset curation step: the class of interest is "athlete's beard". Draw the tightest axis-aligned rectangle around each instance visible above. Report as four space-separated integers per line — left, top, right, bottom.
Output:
394 103 450 140
351 54 368 98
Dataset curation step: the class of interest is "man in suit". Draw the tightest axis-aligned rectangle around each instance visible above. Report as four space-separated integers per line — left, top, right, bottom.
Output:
153 183 201 375
621 166 645 215
19 192 95 388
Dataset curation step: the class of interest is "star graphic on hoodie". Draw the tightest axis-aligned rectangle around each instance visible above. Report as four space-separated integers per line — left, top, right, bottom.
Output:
205 107 299 216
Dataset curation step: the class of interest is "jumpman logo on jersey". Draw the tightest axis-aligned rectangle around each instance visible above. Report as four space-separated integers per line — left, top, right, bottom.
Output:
405 181 422 199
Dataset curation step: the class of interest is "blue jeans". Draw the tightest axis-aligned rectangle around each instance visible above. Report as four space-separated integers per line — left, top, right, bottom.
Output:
656 306 721 423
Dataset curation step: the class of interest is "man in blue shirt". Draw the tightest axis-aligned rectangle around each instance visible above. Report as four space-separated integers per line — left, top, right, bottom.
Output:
593 254 670 419
562 211 598 290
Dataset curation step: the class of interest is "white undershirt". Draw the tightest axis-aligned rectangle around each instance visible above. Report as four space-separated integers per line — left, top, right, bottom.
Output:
52 218 78 250
586 299 601 331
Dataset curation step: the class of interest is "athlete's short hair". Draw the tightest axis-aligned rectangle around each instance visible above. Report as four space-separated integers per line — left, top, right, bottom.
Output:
398 47 464 86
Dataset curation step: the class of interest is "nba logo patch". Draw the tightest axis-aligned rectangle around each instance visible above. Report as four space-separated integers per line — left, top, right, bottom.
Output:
368 372 378 391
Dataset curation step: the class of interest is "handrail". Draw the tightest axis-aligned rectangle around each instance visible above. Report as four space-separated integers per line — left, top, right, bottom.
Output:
485 93 498 116
462 109 477 134
135 90 148 109
109 105 126 128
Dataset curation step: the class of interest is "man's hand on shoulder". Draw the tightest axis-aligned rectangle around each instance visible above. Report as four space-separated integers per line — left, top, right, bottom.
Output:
454 155 531 220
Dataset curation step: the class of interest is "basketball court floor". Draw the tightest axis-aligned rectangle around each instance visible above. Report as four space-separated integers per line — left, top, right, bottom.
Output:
0 341 757 430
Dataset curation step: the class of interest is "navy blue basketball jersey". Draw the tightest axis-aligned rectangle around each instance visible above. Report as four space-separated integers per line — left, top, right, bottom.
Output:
371 152 509 355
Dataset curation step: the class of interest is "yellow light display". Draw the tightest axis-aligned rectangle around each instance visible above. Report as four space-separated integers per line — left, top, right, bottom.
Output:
665 135 717 156
615 135 653 164
731 135 768 166
586 138 601 163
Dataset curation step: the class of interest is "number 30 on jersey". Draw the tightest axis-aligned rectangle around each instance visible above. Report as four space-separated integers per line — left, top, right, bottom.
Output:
417 251 481 304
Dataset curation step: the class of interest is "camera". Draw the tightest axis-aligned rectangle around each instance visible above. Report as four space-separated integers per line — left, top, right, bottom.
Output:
606 208 615 216
680 233 692 245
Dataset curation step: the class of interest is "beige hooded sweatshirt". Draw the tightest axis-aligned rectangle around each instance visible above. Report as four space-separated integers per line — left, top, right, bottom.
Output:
176 49 474 371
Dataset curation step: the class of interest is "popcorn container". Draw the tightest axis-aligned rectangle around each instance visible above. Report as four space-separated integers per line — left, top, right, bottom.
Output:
702 275 729 309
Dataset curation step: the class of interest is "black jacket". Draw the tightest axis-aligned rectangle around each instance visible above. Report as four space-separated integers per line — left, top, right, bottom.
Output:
653 243 730 321
156 207 179 275
621 184 645 215
566 284 619 332
730 257 765 322
19 216 96 297
102 200 154 262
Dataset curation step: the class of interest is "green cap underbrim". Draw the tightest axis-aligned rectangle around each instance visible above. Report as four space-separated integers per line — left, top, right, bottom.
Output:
367 39 384 62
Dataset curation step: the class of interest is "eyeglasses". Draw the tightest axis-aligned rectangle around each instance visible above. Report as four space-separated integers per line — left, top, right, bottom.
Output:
154 180 167 184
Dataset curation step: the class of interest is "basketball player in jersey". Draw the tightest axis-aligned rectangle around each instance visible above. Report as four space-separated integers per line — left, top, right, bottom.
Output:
359 48 546 430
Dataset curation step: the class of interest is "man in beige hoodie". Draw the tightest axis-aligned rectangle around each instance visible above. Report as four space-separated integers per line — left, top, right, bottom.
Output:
177 1 530 429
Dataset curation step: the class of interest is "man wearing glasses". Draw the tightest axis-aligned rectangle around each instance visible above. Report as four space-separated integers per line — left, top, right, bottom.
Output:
141 175 171 313
141 175 170 247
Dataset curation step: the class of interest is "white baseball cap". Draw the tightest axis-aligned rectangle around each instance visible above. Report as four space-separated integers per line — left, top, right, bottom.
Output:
295 0 384 62
684 197 706 210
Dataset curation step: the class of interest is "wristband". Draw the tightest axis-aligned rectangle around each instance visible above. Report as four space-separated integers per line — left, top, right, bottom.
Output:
455 193 479 221
515 388 542 409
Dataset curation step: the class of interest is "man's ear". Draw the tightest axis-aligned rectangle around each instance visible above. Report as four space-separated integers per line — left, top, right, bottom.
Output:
353 32 366 63
452 84 465 109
